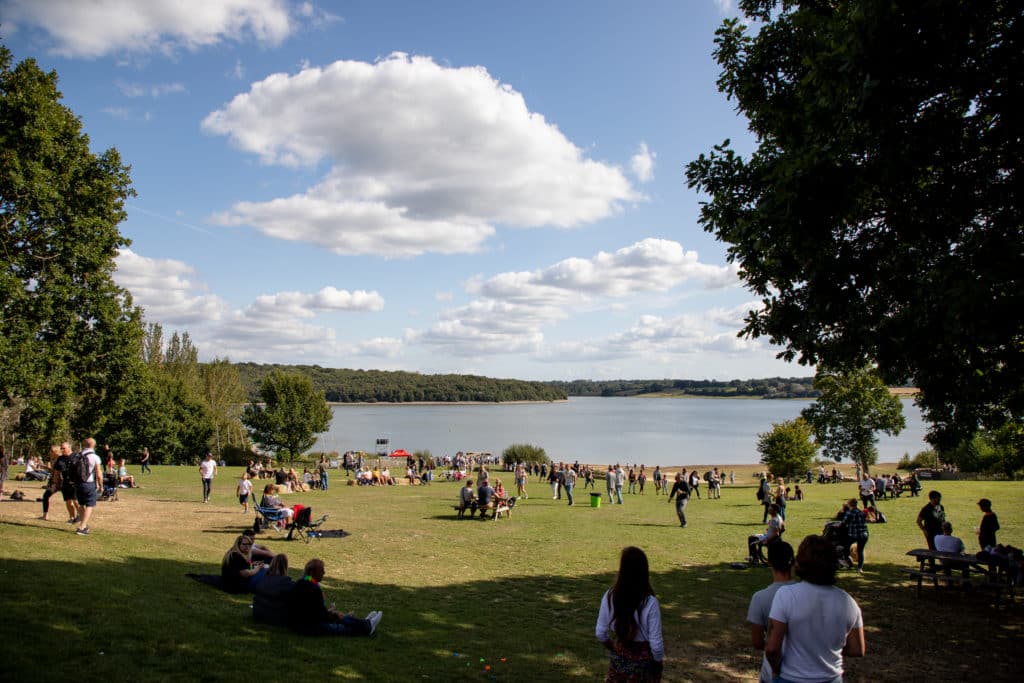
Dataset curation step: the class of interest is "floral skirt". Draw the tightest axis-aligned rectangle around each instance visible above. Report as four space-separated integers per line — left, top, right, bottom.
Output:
607 640 661 683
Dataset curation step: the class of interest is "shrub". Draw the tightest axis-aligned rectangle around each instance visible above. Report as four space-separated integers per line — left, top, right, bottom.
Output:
897 450 938 471
502 443 549 467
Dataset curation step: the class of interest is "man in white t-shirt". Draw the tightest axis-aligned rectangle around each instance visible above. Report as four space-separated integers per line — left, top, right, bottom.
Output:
934 521 966 555
75 438 103 536
858 475 876 509
199 452 217 503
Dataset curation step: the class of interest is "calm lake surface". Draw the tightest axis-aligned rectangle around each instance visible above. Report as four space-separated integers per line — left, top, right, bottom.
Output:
313 396 930 467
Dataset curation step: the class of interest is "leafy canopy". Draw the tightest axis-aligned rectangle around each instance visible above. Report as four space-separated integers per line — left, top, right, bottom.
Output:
1 43 142 446
242 371 332 463
685 1 1023 450
801 366 905 474
756 417 818 481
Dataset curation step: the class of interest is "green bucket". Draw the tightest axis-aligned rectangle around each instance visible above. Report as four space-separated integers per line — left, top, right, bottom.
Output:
590 492 602 508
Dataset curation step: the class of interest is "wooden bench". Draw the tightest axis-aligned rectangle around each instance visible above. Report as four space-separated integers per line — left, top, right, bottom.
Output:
901 567 1015 606
453 497 515 520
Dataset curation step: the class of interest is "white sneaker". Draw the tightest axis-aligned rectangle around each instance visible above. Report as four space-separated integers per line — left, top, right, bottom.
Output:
368 611 383 635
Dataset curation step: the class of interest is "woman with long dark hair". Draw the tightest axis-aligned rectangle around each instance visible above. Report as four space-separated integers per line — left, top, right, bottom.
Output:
595 546 664 682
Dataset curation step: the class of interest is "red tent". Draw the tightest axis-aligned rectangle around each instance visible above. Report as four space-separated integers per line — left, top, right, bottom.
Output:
389 449 411 458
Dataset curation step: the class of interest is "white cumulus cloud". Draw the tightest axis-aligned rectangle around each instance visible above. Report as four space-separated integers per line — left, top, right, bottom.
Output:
1 0 297 58
202 53 638 256
630 142 656 183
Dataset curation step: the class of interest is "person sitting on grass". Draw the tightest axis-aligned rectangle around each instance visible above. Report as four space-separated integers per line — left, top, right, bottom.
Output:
748 504 784 564
240 528 275 563
288 558 382 637
222 534 269 593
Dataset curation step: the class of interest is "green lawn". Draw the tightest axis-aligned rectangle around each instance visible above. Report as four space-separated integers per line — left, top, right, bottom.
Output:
1 467 1020 682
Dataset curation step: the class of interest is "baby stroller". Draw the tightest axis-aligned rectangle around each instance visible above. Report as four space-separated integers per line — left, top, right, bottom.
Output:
822 520 852 569
100 473 119 502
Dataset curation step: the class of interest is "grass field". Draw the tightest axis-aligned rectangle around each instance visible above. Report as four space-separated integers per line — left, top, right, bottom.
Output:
0 464 1020 682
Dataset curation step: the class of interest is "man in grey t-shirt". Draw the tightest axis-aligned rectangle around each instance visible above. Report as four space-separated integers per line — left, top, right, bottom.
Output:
746 541 794 683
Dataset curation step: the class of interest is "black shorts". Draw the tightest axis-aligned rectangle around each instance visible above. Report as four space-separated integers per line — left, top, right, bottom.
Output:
76 482 98 508
61 485 77 502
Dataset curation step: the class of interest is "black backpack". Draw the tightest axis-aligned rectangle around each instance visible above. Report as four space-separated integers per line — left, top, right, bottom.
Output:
67 450 93 484
756 483 765 501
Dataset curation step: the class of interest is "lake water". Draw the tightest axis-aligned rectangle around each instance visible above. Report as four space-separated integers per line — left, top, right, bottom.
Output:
312 396 930 467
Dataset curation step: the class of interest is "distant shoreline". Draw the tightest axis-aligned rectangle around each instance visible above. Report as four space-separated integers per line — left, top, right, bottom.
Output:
327 399 569 406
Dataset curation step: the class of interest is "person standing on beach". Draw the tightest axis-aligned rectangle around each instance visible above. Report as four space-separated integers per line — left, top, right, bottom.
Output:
200 452 217 503
666 472 690 528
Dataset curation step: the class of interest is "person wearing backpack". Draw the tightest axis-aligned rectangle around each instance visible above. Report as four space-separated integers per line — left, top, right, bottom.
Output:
74 438 103 536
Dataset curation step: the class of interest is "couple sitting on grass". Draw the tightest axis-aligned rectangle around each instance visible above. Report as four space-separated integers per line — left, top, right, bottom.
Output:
222 534 381 636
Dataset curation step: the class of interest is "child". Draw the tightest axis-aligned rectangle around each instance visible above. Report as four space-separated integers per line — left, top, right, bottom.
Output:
238 471 253 513
794 484 803 501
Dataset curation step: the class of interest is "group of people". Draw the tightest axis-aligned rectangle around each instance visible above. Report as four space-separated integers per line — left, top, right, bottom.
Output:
34 438 104 536
456 473 511 519
220 534 382 637
916 489 1001 555
597 537 865 683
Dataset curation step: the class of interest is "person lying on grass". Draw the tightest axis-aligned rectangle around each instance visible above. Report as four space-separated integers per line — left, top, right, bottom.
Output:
288 558 382 637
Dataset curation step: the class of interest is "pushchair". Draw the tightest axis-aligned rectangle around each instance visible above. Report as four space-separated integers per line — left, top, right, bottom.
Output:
100 473 119 502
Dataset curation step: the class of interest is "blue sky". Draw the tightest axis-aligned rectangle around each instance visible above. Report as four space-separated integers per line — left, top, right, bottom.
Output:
2 0 802 381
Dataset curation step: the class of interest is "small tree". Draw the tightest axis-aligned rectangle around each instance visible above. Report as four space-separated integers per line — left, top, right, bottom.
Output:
801 366 905 475
757 418 818 481
242 371 332 463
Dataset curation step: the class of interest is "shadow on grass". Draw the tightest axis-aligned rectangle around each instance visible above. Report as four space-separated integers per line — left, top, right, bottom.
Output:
0 549 1020 683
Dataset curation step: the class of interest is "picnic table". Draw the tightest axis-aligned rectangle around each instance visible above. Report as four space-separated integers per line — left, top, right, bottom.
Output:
902 548 1015 607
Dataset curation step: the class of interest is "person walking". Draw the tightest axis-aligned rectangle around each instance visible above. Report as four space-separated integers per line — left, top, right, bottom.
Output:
614 465 625 505
746 541 795 683
139 447 152 475
75 438 102 536
689 469 701 499
841 499 869 573
564 465 576 506
605 465 615 504
200 452 218 504
595 547 664 681
666 472 690 528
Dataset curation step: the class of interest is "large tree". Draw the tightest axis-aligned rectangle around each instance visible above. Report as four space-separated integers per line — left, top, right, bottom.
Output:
685 1 1023 450
1 44 142 447
242 371 332 463
801 366 905 474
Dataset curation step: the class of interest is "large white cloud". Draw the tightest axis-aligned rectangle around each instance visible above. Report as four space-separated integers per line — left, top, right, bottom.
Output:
417 239 740 357
203 53 639 256
0 0 301 58
471 238 739 304
114 248 385 361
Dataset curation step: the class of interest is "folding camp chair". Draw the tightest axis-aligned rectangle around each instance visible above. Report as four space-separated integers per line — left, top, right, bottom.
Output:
286 506 328 543
253 504 289 535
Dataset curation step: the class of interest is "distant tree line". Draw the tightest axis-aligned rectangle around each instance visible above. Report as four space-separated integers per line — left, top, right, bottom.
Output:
547 377 819 399
234 364 567 403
